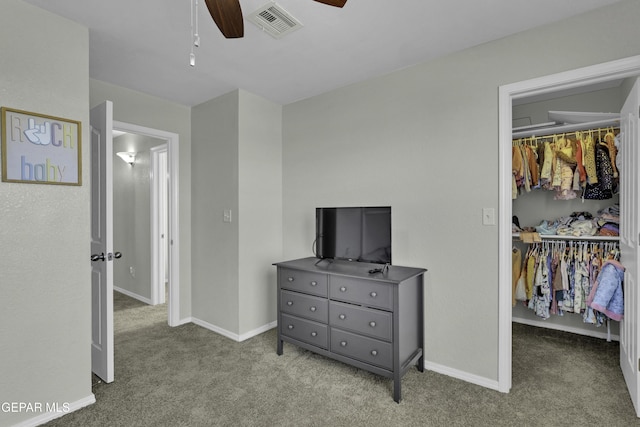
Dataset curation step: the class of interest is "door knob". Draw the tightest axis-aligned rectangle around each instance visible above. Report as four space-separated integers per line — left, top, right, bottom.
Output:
107 251 123 261
91 252 122 262
90 253 105 262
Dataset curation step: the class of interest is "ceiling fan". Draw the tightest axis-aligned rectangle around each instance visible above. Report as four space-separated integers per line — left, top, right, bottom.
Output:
204 0 347 39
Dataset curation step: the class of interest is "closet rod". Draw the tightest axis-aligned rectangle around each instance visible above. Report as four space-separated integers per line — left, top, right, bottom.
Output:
512 118 620 139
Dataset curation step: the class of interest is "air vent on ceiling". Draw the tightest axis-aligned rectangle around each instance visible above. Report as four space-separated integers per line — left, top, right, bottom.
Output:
247 2 303 39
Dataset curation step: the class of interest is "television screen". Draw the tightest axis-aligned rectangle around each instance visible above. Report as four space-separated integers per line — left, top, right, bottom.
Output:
315 207 391 264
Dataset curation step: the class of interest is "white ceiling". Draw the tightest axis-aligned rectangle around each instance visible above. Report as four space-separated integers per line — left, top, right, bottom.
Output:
24 0 625 106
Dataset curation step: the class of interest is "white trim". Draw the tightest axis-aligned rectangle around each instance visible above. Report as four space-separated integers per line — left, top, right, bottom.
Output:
423 361 501 392
174 316 193 327
150 144 168 306
11 394 96 427
239 321 278 342
114 286 152 305
191 317 241 341
512 317 619 342
498 83 513 394
191 317 277 342
112 121 181 327
498 55 640 394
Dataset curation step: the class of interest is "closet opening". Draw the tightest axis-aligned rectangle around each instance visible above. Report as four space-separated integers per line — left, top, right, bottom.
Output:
498 55 640 417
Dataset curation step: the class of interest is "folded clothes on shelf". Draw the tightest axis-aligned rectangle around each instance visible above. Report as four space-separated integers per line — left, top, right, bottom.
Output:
532 205 619 237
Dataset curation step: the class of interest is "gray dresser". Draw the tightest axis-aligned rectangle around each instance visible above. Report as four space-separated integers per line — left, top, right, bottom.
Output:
274 257 426 402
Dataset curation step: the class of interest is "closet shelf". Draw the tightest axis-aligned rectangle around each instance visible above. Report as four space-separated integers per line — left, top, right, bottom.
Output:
511 117 620 138
512 233 619 242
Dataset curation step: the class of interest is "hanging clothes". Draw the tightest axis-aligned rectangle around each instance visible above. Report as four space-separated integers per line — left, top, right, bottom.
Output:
518 240 622 325
512 247 522 307
587 259 625 321
512 126 620 200
583 133 598 184
583 143 615 200
575 135 587 185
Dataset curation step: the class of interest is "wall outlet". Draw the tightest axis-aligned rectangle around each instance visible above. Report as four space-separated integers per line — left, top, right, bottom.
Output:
129 266 135 277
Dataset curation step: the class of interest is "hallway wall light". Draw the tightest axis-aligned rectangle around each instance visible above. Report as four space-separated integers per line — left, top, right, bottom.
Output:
116 151 137 166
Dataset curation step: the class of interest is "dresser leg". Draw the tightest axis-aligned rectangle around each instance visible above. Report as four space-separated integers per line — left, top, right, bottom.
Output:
417 354 424 373
277 338 283 356
393 375 401 403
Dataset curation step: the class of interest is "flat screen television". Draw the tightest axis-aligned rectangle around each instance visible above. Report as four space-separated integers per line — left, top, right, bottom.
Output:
315 206 391 264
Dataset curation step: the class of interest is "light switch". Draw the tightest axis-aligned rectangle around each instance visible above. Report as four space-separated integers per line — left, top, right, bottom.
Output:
482 208 495 225
223 209 232 223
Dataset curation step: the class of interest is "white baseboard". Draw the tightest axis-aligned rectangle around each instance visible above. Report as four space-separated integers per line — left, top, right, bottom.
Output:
424 361 502 392
11 394 95 427
174 316 193 327
114 286 152 305
239 321 277 342
191 317 277 342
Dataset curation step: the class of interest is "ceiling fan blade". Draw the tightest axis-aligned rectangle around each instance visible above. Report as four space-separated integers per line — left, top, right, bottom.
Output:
313 0 347 7
204 0 244 38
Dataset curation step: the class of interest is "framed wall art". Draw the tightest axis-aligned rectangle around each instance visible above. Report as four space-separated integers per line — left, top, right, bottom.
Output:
1 107 82 185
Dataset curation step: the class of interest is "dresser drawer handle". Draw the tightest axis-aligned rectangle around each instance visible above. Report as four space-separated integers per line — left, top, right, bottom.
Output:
310 281 317 286
339 314 346 320
340 286 347 292
371 350 378 357
370 291 377 298
340 341 347 347
287 277 294 282
287 324 294 330
310 306 317 312
311 331 317 337
369 321 376 328
287 301 293 306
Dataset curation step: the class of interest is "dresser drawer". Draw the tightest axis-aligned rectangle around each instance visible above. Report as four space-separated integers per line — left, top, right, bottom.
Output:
329 301 392 341
329 276 393 310
280 268 328 297
281 314 328 350
281 290 328 323
331 328 392 370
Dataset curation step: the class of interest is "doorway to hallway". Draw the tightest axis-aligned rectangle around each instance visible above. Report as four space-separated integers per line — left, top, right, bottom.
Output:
112 120 180 327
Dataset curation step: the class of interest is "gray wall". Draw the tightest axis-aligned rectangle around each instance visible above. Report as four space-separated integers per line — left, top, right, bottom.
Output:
281 0 640 382
90 79 193 320
192 91 241 333
113 133 166 301
238 90 282 335
191 89 282 338
0 1 91 425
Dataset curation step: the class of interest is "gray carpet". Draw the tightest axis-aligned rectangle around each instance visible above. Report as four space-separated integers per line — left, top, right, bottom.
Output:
45 292 639 426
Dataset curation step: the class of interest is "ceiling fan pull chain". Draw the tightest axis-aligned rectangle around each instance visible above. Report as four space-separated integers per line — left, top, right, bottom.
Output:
190 0 200 67
194 0 200 47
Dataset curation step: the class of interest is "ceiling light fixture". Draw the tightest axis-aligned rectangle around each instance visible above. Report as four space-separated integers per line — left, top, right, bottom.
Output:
116 152 137 166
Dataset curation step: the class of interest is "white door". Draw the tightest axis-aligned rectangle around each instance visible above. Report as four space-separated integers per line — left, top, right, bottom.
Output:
90 101 114 383
620 77 640 416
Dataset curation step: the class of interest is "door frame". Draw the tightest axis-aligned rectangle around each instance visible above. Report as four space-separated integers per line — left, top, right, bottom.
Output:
498 55 640 393
151 143 168 305
113 120 181 327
